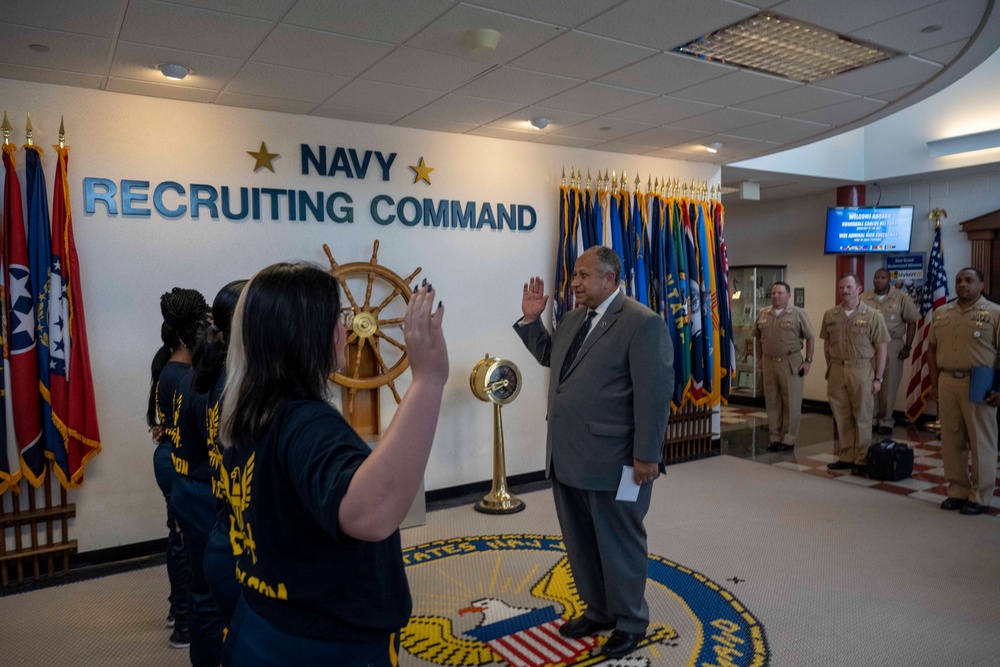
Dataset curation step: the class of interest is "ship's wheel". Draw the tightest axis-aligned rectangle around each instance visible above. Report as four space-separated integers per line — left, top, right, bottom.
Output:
324 240 421 420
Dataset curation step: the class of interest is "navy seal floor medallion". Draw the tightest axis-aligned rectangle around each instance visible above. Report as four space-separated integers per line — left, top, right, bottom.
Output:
401 534 768 667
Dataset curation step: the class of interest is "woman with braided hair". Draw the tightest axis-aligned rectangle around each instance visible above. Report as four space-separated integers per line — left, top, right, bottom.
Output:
147 287 211 650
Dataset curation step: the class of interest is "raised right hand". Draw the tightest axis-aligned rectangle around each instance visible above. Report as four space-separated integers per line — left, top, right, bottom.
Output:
521 276 549 324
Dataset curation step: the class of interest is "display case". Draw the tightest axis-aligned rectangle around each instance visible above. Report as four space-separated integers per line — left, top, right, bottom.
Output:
728 265 785 399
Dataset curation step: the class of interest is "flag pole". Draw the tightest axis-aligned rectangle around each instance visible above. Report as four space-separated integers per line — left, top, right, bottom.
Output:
1 112 10 145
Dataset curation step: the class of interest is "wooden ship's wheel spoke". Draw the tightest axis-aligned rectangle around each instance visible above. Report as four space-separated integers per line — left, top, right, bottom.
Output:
324 240 420 433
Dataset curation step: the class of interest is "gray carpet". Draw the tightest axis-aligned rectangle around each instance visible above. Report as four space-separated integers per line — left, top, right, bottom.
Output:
1 455 997 666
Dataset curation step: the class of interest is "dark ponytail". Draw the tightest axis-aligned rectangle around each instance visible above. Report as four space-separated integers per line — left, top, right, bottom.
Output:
193 280 247 393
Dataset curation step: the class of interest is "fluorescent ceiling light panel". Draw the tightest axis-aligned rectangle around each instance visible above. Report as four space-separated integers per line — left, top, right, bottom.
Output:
673 13 896 83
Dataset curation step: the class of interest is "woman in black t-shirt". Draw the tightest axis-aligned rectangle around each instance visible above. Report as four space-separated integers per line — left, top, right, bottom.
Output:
147 287 210 650
219 262 448 667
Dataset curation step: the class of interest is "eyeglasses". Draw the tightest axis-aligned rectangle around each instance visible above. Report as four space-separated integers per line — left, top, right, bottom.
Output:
339 307 354 328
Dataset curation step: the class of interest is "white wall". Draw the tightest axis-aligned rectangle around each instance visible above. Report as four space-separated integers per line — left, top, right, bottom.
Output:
724 167 1000 405
0 77 718 552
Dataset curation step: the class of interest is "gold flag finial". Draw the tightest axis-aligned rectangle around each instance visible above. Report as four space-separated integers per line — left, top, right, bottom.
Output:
611 170 618 191
621 170 628 193
58 116 66 148
635 173 641 194
25 112 33 146
561 167 566 187
647 175 652 193
586 168 591 189
929 208 947 227
1 112 10 145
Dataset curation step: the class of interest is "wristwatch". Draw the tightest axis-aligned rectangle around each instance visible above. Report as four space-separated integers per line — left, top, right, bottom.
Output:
875 377 884 382
805 357 813 363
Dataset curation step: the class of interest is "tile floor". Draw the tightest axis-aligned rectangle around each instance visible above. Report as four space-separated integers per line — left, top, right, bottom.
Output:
719 404 1000 517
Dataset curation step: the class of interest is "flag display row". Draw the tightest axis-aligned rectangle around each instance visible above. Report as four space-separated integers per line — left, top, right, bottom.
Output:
555 179 735 410
0 139 101 494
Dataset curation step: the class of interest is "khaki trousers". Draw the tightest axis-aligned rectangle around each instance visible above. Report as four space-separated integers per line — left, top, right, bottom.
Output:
762 354 804 444
827 361 875 464
874 338 906 429
938 374 998 506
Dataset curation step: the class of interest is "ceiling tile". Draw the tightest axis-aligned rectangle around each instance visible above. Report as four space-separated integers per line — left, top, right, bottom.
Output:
670 108 778 133
595 52 736 94
410 93 524 124
733 85 857 115
531 133 602 148
2 0 124 37
310 106 405 124
642 146 709 160
0 23 111 74
849 0 988 53
106 77 220 103
790 96 887 125
538 82 656 115
509 30 656 80
869 84 917 102
324 79 443 115
283 0 454 44
226 62 349 103
671 70 800 106
404 4 564 64
728 116 830 142
362 47 495 91
111 41 244 89
251 25 393 77
916 39 968 65
214 91 318 114
0 62 103 89
773 0 944 34
554 116 656 141
466 126 539 141
120 0 274 60
813 55 941 97
606 96 721 124
393 116 479 133
589 140 659 155
168 0 297 21
578 0 757 50
465 0 623 28
455 66 581 104
487 105 594 134
618 125 711 148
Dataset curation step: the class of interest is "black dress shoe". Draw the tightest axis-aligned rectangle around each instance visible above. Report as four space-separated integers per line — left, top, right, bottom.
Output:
827 460 854 471
776 443 795 451
767 442 783 452
601 630 643 658
559 616 616 638
851 465 867 476
959 502 987 515
877 426 893 436
940 498 967 511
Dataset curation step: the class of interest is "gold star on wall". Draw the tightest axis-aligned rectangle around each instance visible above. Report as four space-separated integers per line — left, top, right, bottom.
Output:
247 142 279 173
409 157 434 185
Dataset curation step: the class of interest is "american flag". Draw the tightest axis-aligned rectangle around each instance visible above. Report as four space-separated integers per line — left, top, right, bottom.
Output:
904 224 948 421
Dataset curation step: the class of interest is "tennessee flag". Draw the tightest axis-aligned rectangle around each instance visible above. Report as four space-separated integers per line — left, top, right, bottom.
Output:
3 143 44 486
44 145 102 489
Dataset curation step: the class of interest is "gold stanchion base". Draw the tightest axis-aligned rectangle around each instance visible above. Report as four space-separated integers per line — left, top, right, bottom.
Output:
474 494 525 515
924 419 941 432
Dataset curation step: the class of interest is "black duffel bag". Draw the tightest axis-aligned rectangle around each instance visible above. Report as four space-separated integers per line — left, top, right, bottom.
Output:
866 440 914 481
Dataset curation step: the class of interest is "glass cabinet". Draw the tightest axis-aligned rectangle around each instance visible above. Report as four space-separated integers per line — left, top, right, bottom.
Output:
729 265 785 399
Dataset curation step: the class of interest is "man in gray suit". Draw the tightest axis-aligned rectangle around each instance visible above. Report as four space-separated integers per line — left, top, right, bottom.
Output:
514 246 673 659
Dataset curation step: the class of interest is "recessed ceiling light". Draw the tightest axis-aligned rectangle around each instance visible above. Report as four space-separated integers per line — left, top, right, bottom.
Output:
674 12 896 83
29 44 49 52
705 142 723 153
158 63 191 80
529 116 550 130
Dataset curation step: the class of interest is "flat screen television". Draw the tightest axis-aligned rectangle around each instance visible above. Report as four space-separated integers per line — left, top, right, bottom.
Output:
824 206 914 254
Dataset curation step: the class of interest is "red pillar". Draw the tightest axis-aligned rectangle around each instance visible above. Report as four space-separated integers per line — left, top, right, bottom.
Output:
835 185 865 303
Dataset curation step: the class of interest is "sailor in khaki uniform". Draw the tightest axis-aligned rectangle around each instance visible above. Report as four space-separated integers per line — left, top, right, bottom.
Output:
862 269 919 435
821 274 890 475
928 267 1000 516
752 281 815 452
